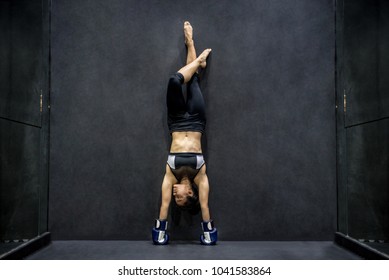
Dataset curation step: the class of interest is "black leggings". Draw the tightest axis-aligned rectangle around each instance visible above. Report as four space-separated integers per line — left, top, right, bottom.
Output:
166 72 206 133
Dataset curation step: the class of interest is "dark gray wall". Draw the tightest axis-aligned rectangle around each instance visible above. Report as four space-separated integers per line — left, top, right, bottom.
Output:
49 0 336 240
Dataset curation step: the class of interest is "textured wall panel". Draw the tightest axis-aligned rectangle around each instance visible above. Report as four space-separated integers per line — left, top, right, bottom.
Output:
343 0 389 126
0 0 43 126
0 119 40 240
347 120 389 240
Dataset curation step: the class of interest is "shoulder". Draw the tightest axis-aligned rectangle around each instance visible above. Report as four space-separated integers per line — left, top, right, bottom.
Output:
165 164 176 180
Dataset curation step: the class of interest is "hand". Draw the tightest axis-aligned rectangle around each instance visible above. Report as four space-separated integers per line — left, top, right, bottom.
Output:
152 219 169 245
200 220 217 245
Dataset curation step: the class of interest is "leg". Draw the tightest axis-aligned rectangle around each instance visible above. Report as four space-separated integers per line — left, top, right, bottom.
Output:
179 21 212 83
184 21 196 65
187 74 206 120
166 73 186 114
178 49 212 83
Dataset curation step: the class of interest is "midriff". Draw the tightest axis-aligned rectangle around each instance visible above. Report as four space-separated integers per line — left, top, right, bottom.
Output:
170 131 202 153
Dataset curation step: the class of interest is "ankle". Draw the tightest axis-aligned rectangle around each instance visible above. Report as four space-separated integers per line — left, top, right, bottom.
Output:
185 39 194 46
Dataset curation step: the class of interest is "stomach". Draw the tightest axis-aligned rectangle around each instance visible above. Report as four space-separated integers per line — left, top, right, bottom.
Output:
170 131 202 153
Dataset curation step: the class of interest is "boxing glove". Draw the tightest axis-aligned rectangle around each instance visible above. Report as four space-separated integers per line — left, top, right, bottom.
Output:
200 220 218 245
152 219 169 245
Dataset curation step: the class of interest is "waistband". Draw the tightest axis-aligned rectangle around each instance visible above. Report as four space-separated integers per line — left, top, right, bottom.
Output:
168 152 203 156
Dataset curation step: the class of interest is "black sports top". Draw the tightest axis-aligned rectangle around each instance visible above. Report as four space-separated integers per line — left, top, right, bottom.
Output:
167 153 205 181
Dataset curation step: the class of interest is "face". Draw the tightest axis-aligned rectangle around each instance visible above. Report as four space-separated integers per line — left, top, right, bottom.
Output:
173 183 193 206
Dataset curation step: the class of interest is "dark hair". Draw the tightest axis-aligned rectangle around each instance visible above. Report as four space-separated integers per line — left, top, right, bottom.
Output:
174 183 200 215
182 185 201 215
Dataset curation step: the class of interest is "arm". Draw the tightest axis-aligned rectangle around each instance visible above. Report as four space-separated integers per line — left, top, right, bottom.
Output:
158 164 177 220
153 165 177 245
195 164 217 245
194 164 211 221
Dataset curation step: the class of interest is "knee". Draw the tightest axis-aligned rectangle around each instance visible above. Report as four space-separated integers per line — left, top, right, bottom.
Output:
169 73 184 86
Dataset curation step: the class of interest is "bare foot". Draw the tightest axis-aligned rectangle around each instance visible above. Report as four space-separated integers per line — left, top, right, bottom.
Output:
198 48 212 68
184 21 193 46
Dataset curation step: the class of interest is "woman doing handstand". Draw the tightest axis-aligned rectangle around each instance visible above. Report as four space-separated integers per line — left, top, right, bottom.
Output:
152 21 217 245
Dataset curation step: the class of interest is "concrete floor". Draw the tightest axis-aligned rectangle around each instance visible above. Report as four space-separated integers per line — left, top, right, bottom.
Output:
26 240 361 260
